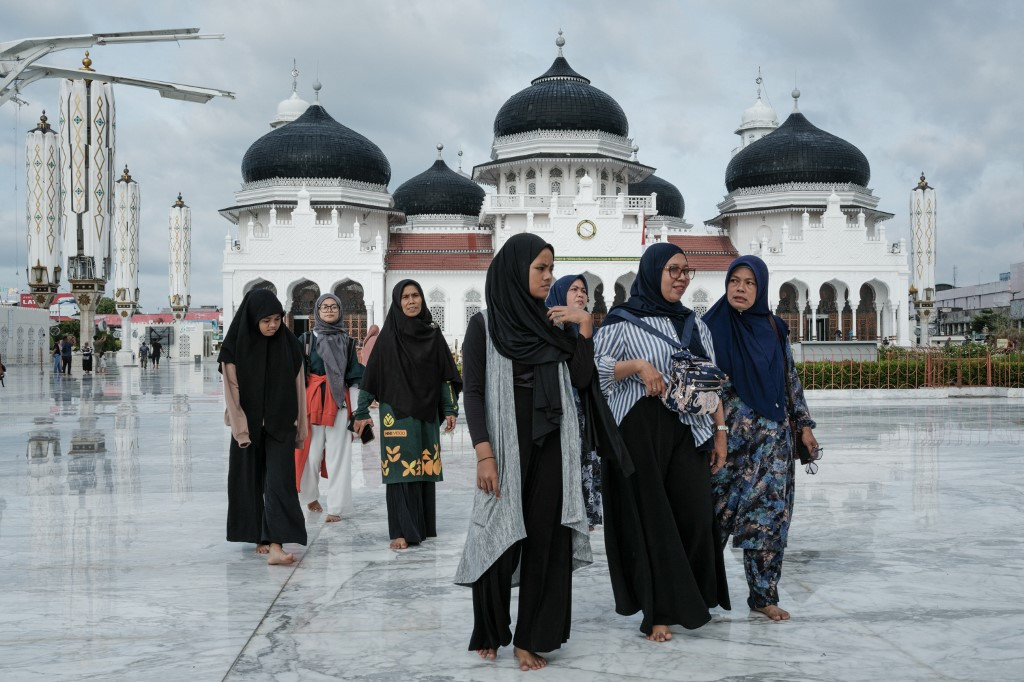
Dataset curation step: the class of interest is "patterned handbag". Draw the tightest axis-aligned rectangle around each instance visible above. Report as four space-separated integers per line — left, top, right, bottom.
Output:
609 310 727 416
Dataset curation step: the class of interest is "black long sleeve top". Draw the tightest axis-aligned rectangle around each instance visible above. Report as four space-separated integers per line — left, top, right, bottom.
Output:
462 312 595 447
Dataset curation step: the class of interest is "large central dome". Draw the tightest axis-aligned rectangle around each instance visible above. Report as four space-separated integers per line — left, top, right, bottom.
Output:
393 152 485 217
241 105 391 186
492 36 628 138
725 110 870 191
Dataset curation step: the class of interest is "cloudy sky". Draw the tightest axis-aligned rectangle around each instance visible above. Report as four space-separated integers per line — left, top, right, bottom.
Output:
2 0 1022 309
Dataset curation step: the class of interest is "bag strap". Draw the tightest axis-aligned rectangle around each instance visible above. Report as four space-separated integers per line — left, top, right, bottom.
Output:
767 316 798 417
609 309 692 350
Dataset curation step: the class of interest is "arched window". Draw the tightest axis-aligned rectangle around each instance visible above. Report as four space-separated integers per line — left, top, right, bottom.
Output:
550 180 561 194
465 289 482 326
601 183 607 195
601 169 609 181
508 185 516 195
505 172 516 182
525 169 536 180
429 288 446 333
691 289 709 304
528 182 536 195
549 168 563 178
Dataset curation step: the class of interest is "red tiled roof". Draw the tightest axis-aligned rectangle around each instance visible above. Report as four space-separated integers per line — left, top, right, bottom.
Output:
667 235 739 272
387 232 494 270
130 311 221 324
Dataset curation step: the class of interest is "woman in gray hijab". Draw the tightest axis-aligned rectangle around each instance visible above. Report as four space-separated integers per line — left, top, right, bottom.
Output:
295 293 365 522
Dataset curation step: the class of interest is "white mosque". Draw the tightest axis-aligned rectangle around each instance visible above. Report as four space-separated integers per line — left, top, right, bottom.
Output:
219 33 914 347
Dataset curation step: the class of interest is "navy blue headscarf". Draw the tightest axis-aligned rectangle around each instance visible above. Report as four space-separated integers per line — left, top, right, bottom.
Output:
604 242 702 350
545 274 588 336
702 255 787 422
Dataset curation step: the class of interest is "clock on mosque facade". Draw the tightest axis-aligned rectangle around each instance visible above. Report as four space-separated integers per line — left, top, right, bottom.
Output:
576 219 597 240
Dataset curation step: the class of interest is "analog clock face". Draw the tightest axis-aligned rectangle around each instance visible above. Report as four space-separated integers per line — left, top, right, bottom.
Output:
576 219 597 240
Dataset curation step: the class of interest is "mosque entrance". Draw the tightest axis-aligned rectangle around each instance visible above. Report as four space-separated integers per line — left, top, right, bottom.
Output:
855 284 877 340
334 281 367 342
776 283 801 335
289 280 320 336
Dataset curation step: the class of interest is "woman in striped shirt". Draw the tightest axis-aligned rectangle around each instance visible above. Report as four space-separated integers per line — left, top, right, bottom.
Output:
594 242 731 643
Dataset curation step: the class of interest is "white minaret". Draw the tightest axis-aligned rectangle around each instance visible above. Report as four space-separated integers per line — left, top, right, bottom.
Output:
732 70 779 155
910 173 937 345
270 59 310 129
112 165 140 364
25 111 63 309
58 51 116 343
168 192 191 320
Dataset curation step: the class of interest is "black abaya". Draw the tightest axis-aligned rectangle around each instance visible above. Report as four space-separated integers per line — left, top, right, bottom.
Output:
604 397 731 634
386 482 436 544
226 428 307 547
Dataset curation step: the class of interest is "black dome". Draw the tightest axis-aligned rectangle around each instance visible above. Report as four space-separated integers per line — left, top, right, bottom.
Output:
241 105 391 186
725 112 870 191
493 56 629 138
393 158 485 217
629 174 684 219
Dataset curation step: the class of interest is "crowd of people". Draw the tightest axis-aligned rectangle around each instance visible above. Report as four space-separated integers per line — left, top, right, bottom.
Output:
219 236 819 672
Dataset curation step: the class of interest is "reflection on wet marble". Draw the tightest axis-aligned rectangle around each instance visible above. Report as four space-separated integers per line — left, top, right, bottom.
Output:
1 365 1023 680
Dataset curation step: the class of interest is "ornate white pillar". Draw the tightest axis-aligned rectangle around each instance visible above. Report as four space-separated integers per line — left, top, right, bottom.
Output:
809 301 819 341
59 52 115 344
113 166 140 365
25 111 63 309
910 174 937 346
169 193 192 361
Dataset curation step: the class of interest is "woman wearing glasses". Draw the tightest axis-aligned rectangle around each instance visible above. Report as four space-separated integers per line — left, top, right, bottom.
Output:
546 274 603 530
703 255 818 621
295 293 364 523
594 242 731 643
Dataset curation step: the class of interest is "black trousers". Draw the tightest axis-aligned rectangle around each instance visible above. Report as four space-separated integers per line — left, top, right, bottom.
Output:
386 481 436 544
61 357 71 374
469 386 573 654
611 397 730 633
227 429 307 546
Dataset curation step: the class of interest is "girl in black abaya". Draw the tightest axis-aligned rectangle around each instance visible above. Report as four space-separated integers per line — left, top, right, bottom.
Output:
219 289 308 565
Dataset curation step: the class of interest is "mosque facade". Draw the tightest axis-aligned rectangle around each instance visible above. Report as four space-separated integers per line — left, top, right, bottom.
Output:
219 34 913 347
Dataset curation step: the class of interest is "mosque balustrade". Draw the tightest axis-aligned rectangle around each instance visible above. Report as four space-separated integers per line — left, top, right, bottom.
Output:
485 193 653 216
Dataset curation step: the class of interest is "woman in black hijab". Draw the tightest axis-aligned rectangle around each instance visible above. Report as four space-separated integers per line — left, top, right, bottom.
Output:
219 289 307 565
454 233 596 672
595 242 731 642
353 279 461 550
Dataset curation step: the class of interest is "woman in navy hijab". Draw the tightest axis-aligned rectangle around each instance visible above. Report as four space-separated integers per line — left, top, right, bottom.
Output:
703 255 819 621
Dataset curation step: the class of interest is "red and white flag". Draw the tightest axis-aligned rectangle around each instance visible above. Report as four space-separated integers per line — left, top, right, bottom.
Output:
641 212 647 251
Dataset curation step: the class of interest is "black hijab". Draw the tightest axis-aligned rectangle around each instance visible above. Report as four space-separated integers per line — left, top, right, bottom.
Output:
604 241 707 357
361 279 462 423
486 233 576 444
703 255 787 422
217 289 304 443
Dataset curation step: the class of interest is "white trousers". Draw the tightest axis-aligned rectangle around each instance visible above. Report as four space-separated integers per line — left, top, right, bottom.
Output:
299 423 354 516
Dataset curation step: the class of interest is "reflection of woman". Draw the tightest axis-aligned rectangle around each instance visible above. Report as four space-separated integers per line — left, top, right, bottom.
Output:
455 233 594 672
354 280 461 549
546 274 602 529
52 345 61 373
219 289 307 565
704 255 818 621
594 242 730 643
295 293 363 523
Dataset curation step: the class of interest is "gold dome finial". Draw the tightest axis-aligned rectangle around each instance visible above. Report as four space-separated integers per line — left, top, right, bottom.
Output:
80 50 95 72
36 110 51 132
121 165 132 182
916 172 932 190
173 192 186 208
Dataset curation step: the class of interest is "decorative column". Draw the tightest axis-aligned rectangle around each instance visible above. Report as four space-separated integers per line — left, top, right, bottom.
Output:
59 52 116 346
809 300 819 340
113 166 140 365
910 173 937 346
169 193 192 360
25 111 63 309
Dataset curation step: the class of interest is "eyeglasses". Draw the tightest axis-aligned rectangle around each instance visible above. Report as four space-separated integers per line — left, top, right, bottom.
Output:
664 265 696 280
805 448 823 475
318 305 340 312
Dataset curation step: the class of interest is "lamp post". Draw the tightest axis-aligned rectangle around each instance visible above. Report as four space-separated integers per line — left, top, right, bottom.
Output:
25 111 62 309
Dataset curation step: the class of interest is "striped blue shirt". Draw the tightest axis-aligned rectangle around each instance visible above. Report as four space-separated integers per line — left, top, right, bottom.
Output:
594 315 717 447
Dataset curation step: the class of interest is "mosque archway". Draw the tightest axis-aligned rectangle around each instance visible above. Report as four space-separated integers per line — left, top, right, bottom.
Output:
334 279 367 342
579 272 605 325
614 272 636 308
816 283 839 341
289 279 320 336
776 282 801 335
855 283 877 340
244 278 277 297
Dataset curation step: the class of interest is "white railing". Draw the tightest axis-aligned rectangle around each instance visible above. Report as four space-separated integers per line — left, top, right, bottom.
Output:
598 196 618 210
524 195 551 209
624 196 652 210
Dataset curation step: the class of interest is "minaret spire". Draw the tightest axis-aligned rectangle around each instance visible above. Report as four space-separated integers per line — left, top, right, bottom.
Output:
556 29 565 57
290 58 299 93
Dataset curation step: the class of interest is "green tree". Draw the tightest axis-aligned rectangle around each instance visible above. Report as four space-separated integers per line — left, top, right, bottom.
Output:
971 309 1011 335
96 297 116 314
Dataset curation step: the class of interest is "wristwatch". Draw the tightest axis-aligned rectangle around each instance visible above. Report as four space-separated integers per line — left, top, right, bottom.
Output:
715 425 729 432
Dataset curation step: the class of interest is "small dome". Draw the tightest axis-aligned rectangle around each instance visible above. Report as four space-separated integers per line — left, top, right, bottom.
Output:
242 105 391 185
272 92 310 128
629 174 685 219
725 112 870 191
493 54 628 138
740 96 778 129
393 157 485 217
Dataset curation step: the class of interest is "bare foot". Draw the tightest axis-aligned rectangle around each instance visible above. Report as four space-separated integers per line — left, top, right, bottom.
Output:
255 543 270 555
513 647 547 671
325 514 342 523
266 543 295 565
476 648 497 661
390 537 409 550
753 604 790 621
307 501 323 513
645 625 673 642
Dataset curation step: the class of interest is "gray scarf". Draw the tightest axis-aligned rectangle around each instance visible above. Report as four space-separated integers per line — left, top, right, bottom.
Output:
312 293 350 407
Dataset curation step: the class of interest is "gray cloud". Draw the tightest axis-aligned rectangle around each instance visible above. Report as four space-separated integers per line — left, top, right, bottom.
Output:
2 0 1021 308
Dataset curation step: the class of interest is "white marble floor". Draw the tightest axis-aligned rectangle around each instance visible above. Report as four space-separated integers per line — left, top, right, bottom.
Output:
1 363 1023 680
